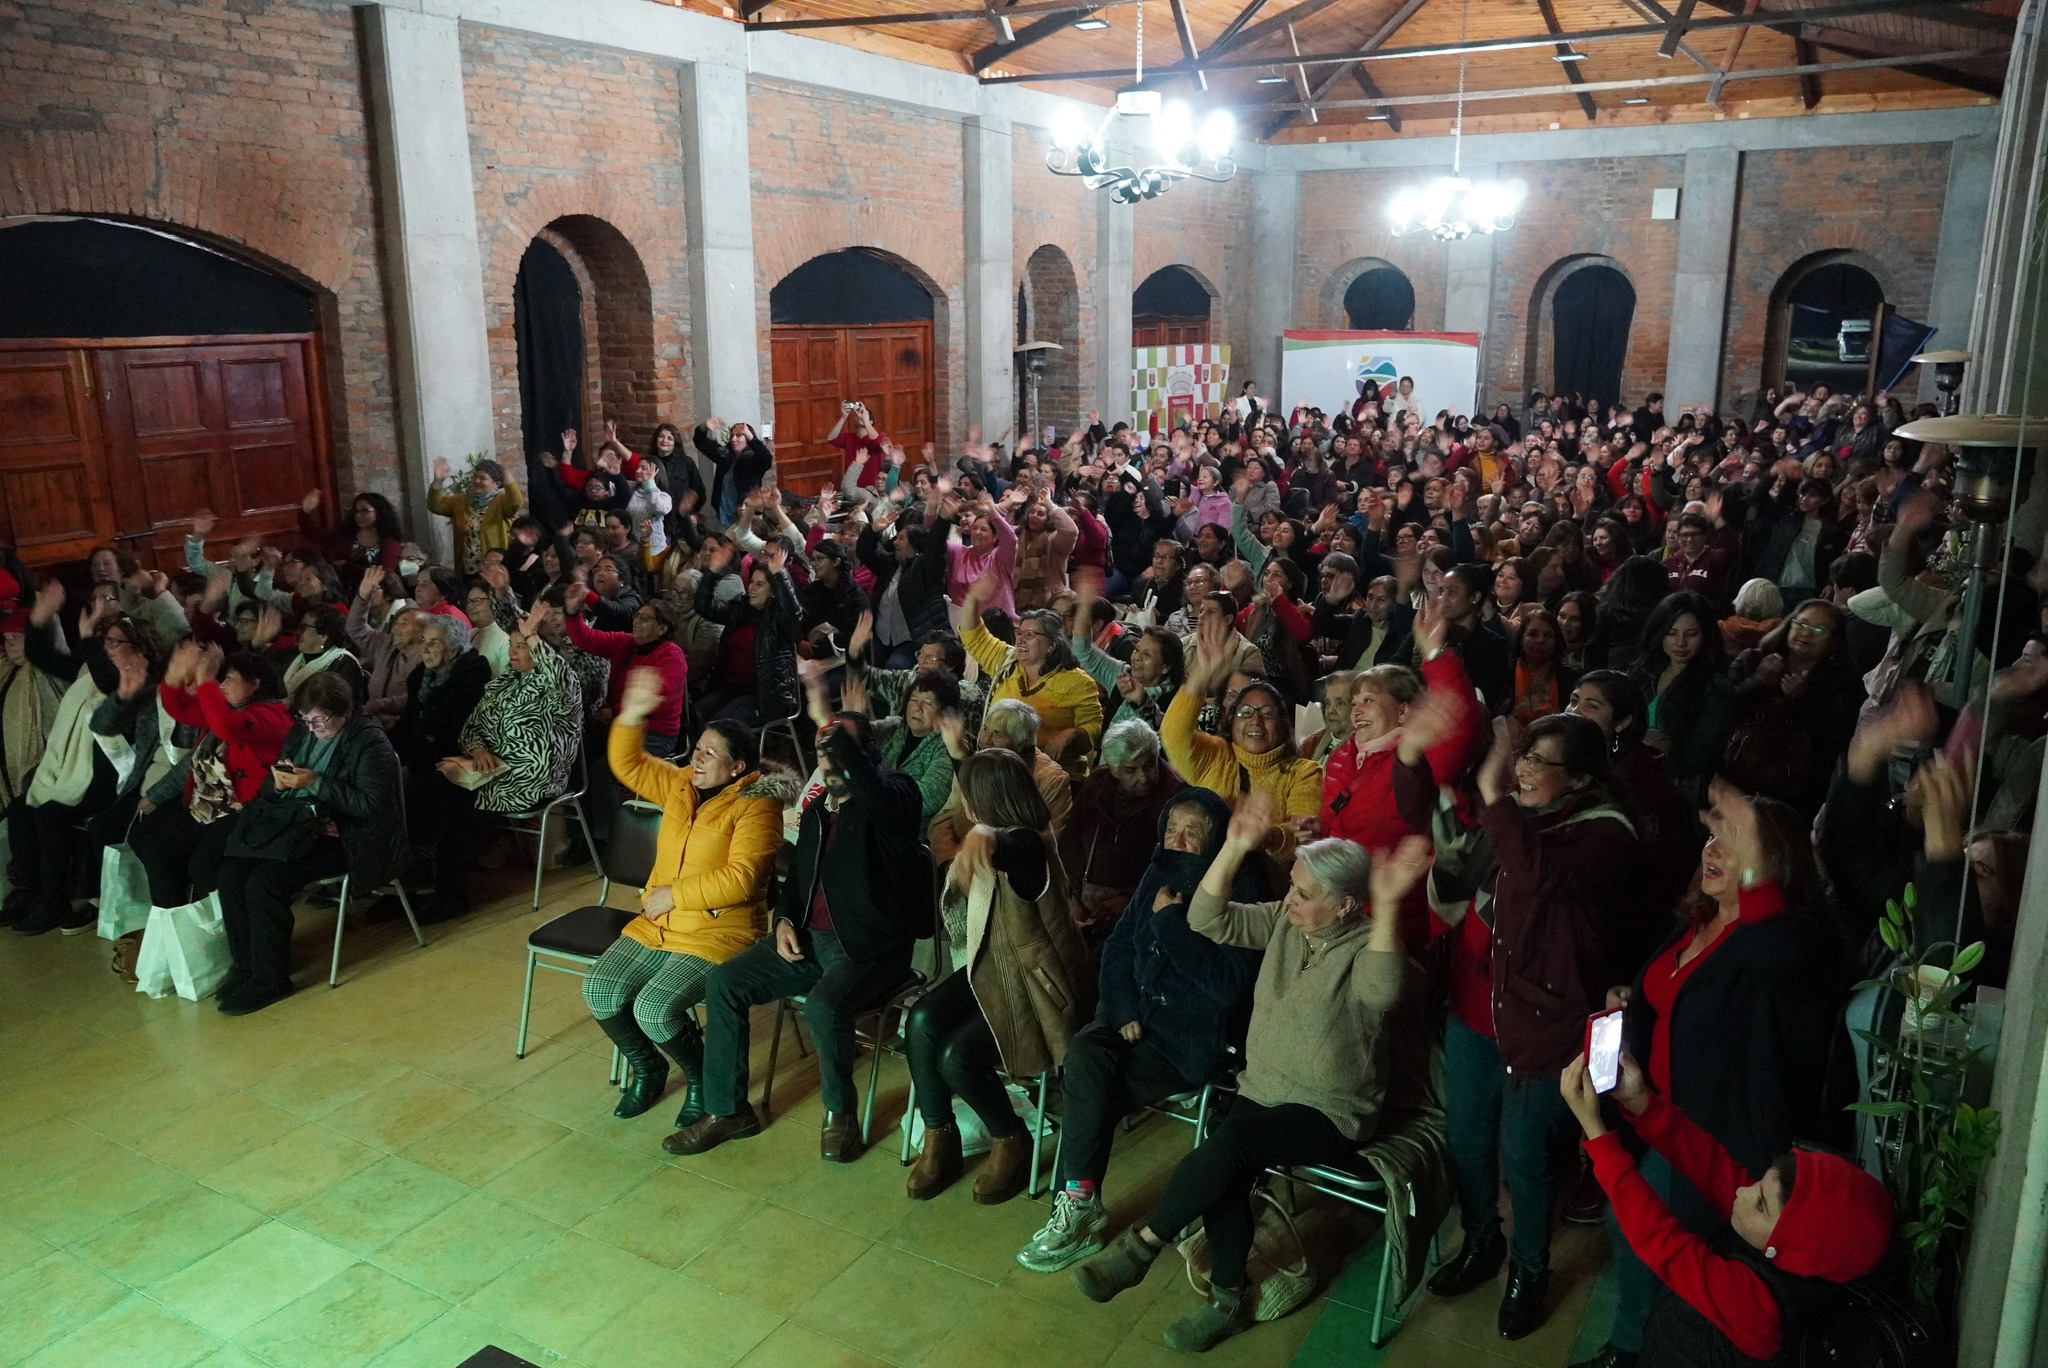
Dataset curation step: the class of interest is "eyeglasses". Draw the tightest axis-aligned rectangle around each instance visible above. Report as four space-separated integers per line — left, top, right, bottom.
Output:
298 712 338 728
1232 705 1281 721
1789 619 1831 635
1515 751 1569 770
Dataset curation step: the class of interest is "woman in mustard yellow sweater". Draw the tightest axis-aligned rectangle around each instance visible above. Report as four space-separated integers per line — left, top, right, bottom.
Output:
1160 614 1324 881
958 580 1104 767
583 667 793 1131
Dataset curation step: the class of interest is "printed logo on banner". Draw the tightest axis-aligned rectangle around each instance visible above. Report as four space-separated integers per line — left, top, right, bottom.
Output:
1354 355 1400 393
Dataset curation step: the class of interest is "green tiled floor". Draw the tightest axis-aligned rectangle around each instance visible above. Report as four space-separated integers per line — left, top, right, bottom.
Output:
0 862 1614 1367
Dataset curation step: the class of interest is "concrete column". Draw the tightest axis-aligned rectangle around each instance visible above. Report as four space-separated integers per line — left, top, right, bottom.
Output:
1247 170 1300 395
1921 133 1996 405
1443 161 1498 409
679 61 764 429
1094 169 1135 427
1953 7 2048 1363
1663 147 1741 415
962 115 1015 442
360 4 495 544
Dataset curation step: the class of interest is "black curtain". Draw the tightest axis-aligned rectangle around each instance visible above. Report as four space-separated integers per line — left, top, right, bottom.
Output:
1345 268 1416 330
771 249 933 325
1553 267 1636 405
514 238 584 476
0 219 312 338
1132 266 1212 320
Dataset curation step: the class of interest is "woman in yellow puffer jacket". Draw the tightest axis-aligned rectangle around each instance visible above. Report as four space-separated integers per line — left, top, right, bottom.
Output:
584 666 794 1132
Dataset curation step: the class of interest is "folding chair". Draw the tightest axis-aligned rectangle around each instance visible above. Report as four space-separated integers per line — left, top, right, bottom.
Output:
316 781 428 987
515 799 662 1063
760 970 928 1146
502 747 604 910
758 709 806 771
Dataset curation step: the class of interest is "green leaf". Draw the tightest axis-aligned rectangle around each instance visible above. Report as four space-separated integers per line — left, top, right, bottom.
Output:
1905 882 1918 911
1953 942 1985 975
1849 1101 1913 1117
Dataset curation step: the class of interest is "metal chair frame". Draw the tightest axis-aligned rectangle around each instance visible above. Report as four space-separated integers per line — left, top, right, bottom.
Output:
758 709 805 772
315 780 428 987
514 799 662 1063
760 972 927 1147
897 1062 1057 1199
502 747 605 910
1262 1159 1439 1349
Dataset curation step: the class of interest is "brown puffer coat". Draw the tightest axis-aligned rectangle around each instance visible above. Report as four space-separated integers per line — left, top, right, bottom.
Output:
958 838 1095 1079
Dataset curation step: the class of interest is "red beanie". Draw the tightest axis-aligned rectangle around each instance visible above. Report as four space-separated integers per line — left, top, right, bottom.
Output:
0 568 22 635
1764 1149 1892 1282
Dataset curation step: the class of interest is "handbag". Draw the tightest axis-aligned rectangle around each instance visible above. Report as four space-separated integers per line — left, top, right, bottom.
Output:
132 893 232 1001
96 844 153 941
1177 1187 1316 1322
231 797 321 862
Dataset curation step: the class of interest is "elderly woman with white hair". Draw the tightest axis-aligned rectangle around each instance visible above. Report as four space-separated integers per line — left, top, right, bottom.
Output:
391 611 492 864
1719 577 1785 656
1059 719 1188 935
929 697 1073 859
1069 789 1429 1354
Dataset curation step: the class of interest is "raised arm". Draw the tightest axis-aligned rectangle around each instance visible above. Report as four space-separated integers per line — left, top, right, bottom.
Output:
1186 790 1284 949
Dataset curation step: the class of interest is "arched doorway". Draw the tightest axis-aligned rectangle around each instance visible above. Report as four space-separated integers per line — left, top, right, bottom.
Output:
0 216 328 569
1132 266 1212 347
1766 253 1886 394
1018 244 1082 444
1344 266 1416 330
770 249 937 489
1551 264 1636 405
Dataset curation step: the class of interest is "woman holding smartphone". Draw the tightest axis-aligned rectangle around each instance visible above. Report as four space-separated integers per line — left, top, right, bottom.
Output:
211 671 407 1015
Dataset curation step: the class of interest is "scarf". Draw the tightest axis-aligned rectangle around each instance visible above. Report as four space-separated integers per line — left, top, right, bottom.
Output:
461 488 492 574
285 646 351 693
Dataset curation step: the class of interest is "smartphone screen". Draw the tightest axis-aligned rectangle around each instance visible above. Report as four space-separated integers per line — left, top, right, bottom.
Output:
1586 1009 1625 1094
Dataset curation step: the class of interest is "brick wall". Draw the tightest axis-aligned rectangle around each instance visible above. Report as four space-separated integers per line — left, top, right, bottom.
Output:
1013 119 1098 438
461 24 692 468
1134 175 1254 391
0 0 398 495
1721 142 1950 412
747 77 965 444
1295 168 1451 335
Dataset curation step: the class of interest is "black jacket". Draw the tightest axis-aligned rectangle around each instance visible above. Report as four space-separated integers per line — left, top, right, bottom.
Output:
1437 619 1513 716
1339 603 1414 671
774 727 930 962
394 652 491 775
856 521 953 646
1624 906 1853 1194
1743 481 1848 589
696 565 802 723
231 712 408 890
694 425 775 511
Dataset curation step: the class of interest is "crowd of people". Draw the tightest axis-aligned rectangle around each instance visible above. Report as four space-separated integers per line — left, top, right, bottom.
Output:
0 374 2031 1361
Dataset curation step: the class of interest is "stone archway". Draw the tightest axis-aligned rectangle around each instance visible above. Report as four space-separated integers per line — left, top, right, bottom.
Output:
1763 249 1889 394
1019 243 1082 443
1525 254 1637 407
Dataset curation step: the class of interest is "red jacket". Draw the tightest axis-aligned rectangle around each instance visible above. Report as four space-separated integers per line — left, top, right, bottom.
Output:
1586 1094 1788 1362
158 681 293 805
1321 651 1484 946
565 612 689 738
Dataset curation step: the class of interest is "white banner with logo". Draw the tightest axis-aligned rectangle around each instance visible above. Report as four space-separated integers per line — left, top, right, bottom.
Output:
1279 330 1481 422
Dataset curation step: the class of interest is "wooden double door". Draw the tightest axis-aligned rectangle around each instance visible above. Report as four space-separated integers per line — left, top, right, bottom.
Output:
1133 317 1211 349
769 322 933 495
0 335 330 571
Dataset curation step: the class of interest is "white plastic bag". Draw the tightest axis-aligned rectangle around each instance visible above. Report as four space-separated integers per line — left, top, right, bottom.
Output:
97 845 152 940
133 893 231 1001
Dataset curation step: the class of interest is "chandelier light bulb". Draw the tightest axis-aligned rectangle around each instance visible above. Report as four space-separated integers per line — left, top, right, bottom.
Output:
1050 105 1092 151
1152 99 1195 160
1197 109 1235 161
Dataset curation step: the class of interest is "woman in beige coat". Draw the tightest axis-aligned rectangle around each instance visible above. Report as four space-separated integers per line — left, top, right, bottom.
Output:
906 748 1091 1205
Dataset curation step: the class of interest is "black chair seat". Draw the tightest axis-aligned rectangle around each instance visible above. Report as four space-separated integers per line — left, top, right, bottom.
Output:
529 906 636 958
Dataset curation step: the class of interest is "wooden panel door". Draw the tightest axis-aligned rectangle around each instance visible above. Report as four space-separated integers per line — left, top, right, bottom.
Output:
770 321 934 495
0 349 118 564
93 338 326 570
1132 317 1211 349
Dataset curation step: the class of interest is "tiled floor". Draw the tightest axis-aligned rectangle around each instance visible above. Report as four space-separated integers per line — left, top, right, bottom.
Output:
0 860 1617 1367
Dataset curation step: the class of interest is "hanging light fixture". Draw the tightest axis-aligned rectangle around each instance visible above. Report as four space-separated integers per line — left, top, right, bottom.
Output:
1045 0 1237 204
1388 0 1523 239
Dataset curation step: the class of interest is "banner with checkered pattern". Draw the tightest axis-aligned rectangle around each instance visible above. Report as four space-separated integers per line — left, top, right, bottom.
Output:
1131 344 1231 434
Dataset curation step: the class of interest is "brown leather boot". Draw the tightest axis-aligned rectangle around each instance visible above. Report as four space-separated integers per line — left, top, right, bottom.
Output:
906 1122 963 1200
820 1110 864 1163
973 1130 1032 1205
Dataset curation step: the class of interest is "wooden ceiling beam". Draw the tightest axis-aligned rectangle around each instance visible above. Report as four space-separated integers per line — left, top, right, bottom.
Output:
1260 0 1427 139
1617 0 1718 72
1798 22 2005 93
1168 0 1207 88
1351 66 1402 131
1203 0 1274 59
1705 0 1763 102
753 0 1136 32
977 0 2005 83
1794 34 1823 106
968 4 1105 70
1536 0 1600 121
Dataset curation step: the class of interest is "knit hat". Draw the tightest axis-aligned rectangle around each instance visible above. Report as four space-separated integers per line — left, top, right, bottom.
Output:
0 568 23 635
1763 1148 1893 1283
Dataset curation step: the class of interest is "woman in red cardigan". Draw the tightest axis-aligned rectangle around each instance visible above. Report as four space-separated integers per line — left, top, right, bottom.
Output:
129 640 291 910
562 583 689 758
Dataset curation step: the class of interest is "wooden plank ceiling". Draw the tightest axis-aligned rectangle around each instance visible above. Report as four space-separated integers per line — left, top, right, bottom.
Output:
648 0 2014 140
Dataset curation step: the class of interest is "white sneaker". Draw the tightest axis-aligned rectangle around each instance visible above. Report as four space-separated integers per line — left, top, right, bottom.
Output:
1016 1190 1109 1273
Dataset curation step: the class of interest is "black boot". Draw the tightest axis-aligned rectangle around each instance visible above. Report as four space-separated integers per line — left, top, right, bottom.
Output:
594 1013 669 1118
658 1023 706 1130
1497 1263 1550 1341
1428 1230 1506 1297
